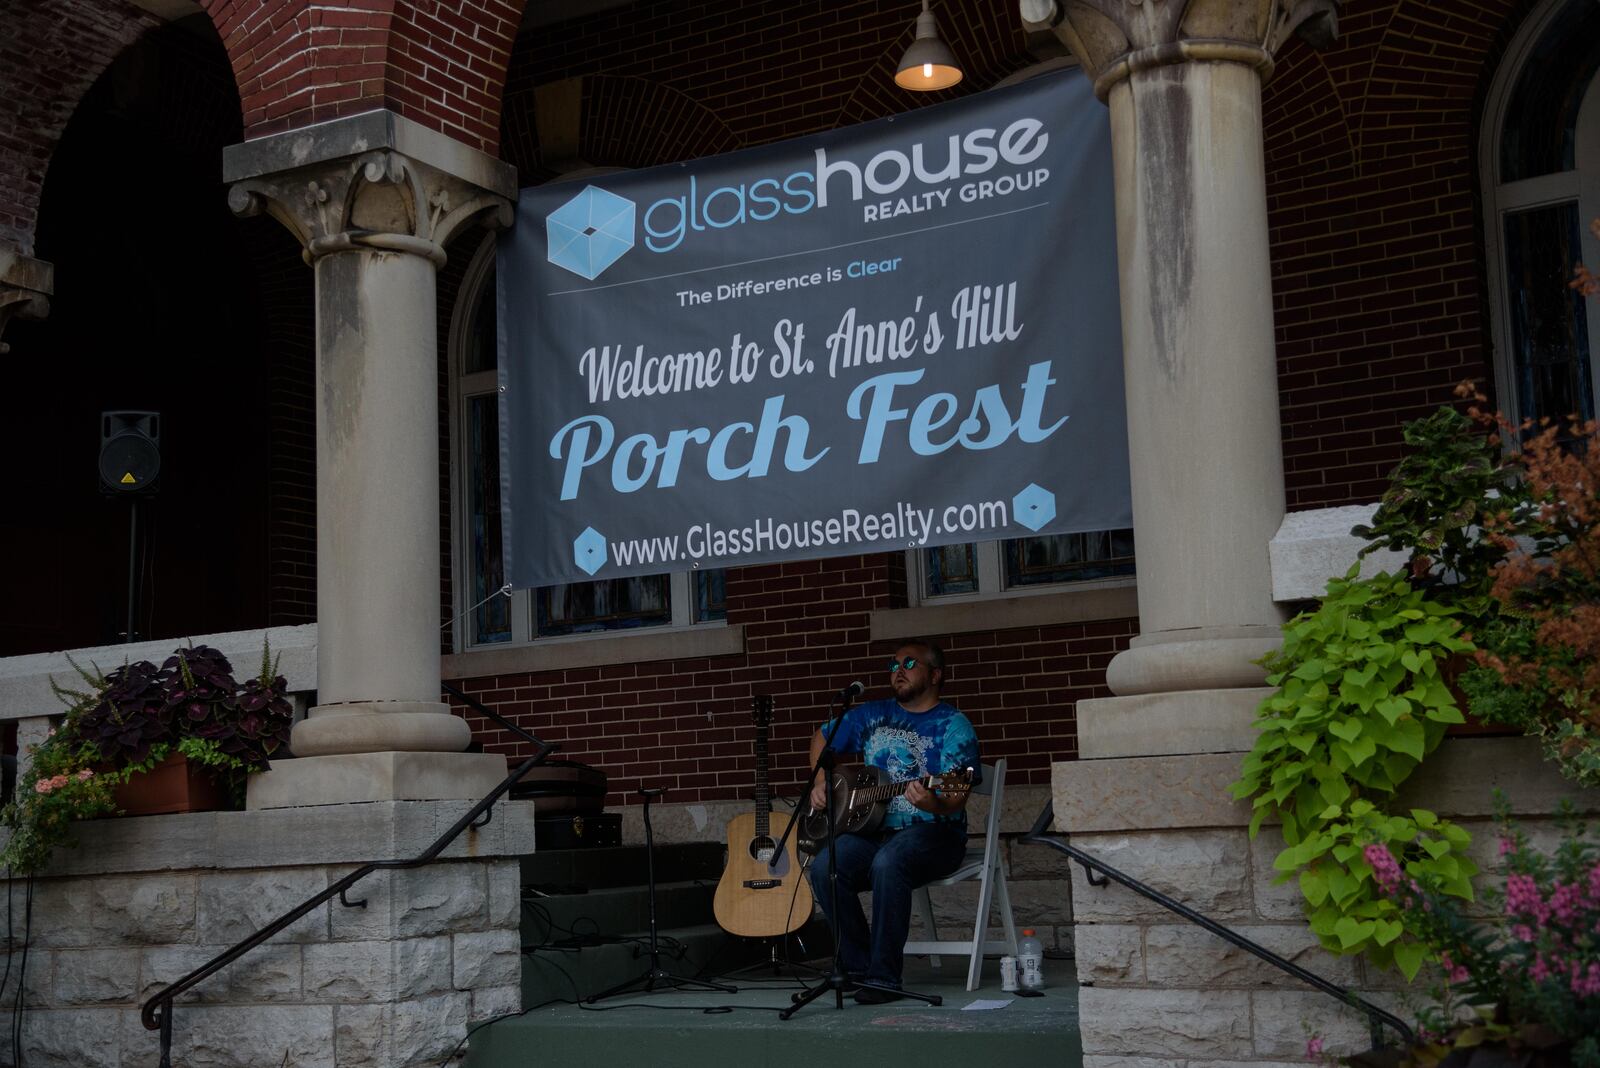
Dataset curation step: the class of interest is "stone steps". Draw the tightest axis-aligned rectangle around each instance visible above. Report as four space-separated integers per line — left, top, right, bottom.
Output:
517 842 825 1007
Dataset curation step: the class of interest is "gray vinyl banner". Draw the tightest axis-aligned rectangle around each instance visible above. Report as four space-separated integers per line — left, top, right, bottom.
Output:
498 69 1129 588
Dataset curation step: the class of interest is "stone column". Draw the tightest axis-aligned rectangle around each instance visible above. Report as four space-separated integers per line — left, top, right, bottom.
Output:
0 243 53 354
223 112 515 807
1021 0 1339 747
1017 3 1349 1062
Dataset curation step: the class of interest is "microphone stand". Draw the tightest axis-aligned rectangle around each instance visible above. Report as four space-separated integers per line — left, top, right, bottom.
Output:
771 688 942 1019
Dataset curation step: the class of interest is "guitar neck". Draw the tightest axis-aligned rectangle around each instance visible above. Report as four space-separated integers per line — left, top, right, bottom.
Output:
854 773 950 805
752 698 773 836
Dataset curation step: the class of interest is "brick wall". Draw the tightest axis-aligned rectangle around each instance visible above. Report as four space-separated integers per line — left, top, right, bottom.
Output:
0 0 158 254
448 554 1134 809
1263 0 1537 509
203 0 523 153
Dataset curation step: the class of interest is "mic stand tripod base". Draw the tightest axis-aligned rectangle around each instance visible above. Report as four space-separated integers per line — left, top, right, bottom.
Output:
586 785 738 1004
585 964 737 1004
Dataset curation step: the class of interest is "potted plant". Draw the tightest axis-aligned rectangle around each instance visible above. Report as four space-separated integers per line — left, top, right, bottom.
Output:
0 643 294 874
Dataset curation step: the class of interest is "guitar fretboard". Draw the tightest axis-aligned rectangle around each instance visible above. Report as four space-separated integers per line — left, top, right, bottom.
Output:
850 770 969 805
752 697 773 837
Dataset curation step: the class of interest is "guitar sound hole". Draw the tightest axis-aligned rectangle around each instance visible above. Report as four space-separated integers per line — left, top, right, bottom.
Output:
750 835 776 863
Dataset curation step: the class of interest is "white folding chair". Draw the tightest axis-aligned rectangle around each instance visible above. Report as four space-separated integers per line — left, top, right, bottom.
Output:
903 758 1019 991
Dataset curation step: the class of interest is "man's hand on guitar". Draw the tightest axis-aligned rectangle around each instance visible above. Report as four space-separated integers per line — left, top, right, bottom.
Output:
809 774 828 811
903 779 938 813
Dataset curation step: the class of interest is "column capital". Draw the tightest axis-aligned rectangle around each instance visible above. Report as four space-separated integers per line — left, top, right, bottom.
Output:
1019 0 1339 100
0 244 54 354
223 110 515 266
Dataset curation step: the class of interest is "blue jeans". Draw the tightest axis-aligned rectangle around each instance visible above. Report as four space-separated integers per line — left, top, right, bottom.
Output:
808 821 968 989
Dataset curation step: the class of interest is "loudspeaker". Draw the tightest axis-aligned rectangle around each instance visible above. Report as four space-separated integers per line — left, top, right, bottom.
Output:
99 411 161 495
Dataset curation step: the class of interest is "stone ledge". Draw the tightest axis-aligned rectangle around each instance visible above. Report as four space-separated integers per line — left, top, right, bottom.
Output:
870 583 1137 640
222 109 516 199
0 624 318 721
21 799 537 878
1076 689 1270 759
1269 503 1406 602
1055 736 1600 835
443 622 744 680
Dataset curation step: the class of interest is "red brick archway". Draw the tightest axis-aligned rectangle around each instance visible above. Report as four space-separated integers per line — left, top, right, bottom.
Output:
0 0 160 254
201 0 528 152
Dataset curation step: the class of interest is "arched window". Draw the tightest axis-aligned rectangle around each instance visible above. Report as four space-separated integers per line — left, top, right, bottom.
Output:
1482 0 1600 426
448 235 725 650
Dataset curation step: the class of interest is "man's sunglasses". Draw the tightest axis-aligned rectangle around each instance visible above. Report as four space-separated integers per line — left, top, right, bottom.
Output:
887 657 921 673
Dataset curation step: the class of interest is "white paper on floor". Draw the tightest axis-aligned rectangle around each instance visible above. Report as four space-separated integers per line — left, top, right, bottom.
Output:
960 999 1014 1011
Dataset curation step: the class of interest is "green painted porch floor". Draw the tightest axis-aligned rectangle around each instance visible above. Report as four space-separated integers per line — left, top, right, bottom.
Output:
463 958 1081 1068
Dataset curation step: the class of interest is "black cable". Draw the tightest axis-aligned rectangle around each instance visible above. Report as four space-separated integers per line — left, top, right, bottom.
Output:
0 866 15 1011
431 989 580 1068
11 875 32 1067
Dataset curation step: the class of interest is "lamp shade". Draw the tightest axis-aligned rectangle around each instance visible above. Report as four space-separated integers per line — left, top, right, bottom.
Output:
894 3 963 91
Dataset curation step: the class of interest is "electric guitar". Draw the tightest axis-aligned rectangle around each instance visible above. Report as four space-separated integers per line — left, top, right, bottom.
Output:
712 696 816 938
796 764 976 855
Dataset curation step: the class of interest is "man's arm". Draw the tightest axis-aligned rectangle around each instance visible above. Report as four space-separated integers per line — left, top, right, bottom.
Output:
807 728 828 809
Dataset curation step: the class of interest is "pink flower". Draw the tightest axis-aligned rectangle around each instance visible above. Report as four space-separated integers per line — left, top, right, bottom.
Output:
1505 873 1551 923
1499 837 1515 856
1550 882 1582 925
33 779 53 795
1364 844 1405 895
75 769 92 781
1305 1035 1324 1061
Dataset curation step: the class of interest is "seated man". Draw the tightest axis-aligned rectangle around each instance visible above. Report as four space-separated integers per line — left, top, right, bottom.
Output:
806 638 979 1003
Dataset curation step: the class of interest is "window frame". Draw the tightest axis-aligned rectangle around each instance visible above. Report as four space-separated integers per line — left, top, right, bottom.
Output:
1480 0 1600 426
446 233 726 654
903 538 1136 608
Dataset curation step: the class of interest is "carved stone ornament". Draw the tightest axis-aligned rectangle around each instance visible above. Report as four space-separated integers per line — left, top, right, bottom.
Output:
1019 0 1340 100
227 149 513 267
0 244 54 355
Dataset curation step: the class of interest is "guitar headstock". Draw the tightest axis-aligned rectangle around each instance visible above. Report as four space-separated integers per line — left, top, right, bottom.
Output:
751 694 774 727
931 766 978 794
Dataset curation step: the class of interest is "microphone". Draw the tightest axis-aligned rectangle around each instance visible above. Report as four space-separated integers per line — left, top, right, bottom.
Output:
838 680 865 701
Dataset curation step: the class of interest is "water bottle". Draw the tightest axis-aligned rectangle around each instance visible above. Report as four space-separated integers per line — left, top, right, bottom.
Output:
1017 928 1045 990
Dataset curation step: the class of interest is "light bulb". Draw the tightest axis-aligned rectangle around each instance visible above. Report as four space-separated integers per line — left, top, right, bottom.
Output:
923 62 933 78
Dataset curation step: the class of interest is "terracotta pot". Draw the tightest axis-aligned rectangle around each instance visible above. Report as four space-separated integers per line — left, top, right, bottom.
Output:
112 753 228 816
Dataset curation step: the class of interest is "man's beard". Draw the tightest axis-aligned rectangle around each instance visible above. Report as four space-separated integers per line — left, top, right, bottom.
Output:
893 676 929 703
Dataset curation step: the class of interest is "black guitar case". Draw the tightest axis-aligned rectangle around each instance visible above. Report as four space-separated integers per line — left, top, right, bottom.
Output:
510 759 608 813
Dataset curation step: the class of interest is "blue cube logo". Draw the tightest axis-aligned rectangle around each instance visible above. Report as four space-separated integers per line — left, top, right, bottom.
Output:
1012 483 1056 532
547 186 635 280
573 527 608 576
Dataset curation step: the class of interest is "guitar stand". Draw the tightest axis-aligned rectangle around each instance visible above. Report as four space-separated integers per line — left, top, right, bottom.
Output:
774 720 941 1019
586 787 737 1003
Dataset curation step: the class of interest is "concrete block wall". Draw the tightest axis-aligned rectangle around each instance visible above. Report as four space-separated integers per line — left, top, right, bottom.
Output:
0 801 534 1068
1056 737 1600 1066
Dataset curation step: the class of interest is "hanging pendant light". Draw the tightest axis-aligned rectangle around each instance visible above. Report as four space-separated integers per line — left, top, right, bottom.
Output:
894 0 963 92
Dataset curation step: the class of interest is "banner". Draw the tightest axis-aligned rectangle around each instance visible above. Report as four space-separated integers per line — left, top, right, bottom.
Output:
498 69 1129 588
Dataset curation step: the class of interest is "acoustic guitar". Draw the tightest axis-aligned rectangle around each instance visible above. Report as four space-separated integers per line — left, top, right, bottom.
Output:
796 764 976 855
712 696 816 938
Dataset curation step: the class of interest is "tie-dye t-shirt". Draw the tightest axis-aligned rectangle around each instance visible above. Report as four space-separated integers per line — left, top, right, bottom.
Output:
822 700 980 830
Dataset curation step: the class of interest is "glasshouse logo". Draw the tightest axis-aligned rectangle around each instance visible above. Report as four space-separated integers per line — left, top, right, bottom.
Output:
546 186 636 280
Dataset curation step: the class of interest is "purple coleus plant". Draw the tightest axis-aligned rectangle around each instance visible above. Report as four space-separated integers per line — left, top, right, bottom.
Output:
76 659 175 766
163 645 293 771
71 645 294 775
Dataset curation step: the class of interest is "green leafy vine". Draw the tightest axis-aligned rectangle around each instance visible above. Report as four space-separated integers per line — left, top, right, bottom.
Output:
1232 566 1480 977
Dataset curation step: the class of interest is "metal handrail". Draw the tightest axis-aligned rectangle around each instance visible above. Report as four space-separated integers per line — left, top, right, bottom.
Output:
141 699 555 1067
443 682 547 750
1021 799 1414 1050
